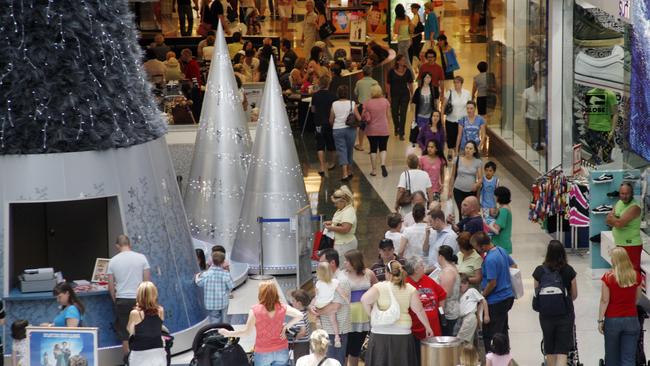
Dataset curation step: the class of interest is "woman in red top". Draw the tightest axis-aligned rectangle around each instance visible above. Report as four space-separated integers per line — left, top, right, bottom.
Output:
598 247 642 366
405 256 447 361
219 281 303 366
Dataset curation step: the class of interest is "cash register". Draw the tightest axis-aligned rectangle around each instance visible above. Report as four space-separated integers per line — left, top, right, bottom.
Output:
19 268 57 293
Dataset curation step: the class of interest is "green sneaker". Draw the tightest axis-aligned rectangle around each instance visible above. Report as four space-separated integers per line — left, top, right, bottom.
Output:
574 6 623 47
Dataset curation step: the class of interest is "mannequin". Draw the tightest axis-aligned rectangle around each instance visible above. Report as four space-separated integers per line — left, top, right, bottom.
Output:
584 87 618 164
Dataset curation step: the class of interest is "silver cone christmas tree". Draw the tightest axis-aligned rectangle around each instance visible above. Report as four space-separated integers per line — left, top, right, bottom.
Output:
184 23 252 252
231 58 308 274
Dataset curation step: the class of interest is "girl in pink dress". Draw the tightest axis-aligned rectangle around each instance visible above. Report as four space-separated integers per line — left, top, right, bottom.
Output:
419 139 446 202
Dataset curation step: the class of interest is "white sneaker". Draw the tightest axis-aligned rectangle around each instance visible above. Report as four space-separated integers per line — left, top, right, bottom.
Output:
575 46 627 91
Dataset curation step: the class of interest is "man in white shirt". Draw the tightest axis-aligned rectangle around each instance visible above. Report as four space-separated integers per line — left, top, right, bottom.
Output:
107 235 151 355
396 154 433 212
424 208 459 269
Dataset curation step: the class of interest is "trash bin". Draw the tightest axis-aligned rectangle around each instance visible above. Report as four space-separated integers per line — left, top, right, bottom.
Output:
420 336 462 366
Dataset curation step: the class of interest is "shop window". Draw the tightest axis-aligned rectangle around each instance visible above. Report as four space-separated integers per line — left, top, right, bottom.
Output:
8 197 123 291
486 0 548 173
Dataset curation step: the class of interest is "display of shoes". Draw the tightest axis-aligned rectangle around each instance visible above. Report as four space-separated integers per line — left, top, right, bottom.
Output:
623 172 640 180
591 204 613 214
575 45 628 91
592 173 614 183
606 190 620 198
574 6 624 47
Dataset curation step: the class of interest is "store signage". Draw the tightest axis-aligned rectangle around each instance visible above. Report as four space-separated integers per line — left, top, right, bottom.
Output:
26 327 98 366
619 0 631 20
573 144 582 175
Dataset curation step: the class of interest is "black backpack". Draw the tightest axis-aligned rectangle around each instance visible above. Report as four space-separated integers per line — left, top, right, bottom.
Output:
533 266 569 316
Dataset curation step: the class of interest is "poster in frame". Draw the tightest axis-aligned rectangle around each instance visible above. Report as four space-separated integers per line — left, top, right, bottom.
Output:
91 258 110 283
27 326 98 366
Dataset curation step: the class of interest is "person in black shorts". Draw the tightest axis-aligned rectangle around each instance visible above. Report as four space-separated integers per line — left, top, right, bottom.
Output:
311 74 338 175
532 240 578 366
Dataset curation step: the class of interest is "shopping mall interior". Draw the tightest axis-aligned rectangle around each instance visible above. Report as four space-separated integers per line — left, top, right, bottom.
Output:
0 0 649 365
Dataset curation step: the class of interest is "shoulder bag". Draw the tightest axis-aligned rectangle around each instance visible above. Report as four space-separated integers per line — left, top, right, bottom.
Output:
319 17 336 40
345 100 360 128
397 170 413 206
497 247 524 299
444 89 453 116
370 282 401 326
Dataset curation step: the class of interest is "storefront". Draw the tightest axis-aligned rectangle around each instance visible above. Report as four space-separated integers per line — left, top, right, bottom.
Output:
508 0 650 276
485 0 549 174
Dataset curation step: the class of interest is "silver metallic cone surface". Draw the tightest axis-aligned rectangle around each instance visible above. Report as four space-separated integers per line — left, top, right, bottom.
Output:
184 23 252 252
231 59 309 272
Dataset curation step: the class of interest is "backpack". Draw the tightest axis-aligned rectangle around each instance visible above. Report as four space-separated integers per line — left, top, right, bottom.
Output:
532 266 569 316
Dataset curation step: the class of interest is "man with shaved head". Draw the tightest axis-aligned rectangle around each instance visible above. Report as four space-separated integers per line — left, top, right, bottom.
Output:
107 234 151 355
448 196 484 234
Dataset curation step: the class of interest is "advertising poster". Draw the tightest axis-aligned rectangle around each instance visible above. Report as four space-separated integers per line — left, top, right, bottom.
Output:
630 0 650 161
27 327 98 366
331 9 366 35
366 2 387 34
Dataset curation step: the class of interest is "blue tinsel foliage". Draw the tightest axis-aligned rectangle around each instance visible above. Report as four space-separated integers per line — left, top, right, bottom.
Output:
0 0 166 154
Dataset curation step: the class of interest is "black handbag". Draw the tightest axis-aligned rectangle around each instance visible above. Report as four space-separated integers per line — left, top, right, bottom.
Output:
319 21 335 39
444 90 453 116
345 100 359 128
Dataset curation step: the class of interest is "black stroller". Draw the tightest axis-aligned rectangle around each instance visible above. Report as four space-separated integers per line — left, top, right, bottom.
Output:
541 324 582 366
189 323 250 366
598 306 650 366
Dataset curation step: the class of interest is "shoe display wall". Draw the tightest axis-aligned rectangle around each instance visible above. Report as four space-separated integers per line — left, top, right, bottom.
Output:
572 3 631 169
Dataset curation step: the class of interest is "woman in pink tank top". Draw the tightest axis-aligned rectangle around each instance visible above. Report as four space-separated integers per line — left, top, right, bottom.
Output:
219 281 304 366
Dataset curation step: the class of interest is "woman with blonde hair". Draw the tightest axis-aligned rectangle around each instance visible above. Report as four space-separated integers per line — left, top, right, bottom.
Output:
360 260 432 365
219 281 303 366
295 329 341 366
459 343 480 366
598 247 642 366
361 84 391 177
127 281 166 365
324 185 357 255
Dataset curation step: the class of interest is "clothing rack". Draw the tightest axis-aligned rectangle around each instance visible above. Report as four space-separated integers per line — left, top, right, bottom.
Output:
529 164 568 242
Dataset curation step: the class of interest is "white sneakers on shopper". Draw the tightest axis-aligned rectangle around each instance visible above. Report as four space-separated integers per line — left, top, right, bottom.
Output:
575 45 627 91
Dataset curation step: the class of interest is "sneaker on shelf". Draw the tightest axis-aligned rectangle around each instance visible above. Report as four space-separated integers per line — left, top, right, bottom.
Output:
623 172 640 180
606 190 620 198
590 233 601 243
593 173 614 183
575 45 627 91
592 204 613 213
574 6 624 47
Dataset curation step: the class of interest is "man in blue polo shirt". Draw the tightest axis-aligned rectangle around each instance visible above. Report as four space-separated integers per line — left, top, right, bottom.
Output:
473 231 516 353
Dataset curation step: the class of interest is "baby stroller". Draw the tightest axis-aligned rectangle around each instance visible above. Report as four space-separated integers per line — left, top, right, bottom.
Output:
189 323 250 366
541 324 582 366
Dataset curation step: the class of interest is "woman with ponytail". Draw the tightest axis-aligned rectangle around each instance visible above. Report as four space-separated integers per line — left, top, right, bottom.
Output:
361 260 432 365
436 245 461 336
296 329 341 366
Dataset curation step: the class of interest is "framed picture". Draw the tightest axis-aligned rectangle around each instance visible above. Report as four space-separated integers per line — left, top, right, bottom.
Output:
26 327 98 366
91 258 110 283
349 18 367 43
242 82 265 122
